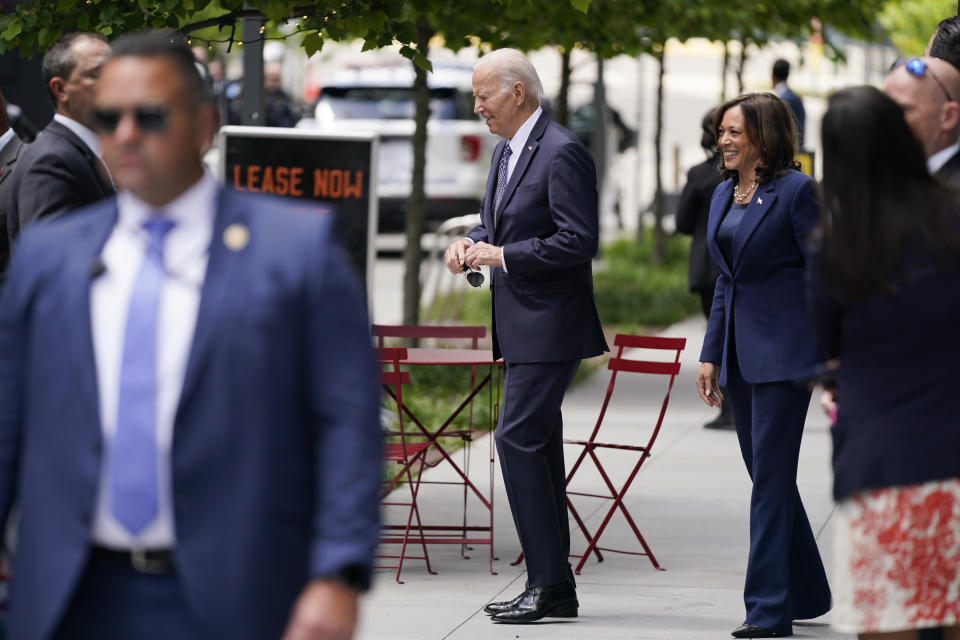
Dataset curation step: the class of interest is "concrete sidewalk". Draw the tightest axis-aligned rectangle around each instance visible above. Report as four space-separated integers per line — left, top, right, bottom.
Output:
358 314 849 640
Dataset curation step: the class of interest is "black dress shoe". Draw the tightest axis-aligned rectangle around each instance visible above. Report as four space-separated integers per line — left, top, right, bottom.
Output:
490 583 578 623
704 414 736 430
731 623 786 638
483 590 527 615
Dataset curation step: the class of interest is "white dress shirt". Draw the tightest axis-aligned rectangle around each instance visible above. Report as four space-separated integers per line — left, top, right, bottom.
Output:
0 128 15 155
90 172 217 549
928 141 960 175
469 106 544 273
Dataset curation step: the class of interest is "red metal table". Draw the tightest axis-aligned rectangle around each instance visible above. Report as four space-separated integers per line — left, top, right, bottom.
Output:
378 347 502 574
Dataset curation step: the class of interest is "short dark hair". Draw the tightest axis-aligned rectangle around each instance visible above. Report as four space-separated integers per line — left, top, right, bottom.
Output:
107 30 210 104
930 16 960 72
818 85 960 298
772 59 790 82
713 92 799 183
41 32 109 107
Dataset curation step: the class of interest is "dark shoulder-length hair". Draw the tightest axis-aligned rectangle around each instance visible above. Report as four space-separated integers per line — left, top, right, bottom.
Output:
714 92 799 182
818 85 960 299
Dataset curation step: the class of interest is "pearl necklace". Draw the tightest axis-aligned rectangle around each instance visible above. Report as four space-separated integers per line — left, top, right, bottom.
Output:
733 176 759 204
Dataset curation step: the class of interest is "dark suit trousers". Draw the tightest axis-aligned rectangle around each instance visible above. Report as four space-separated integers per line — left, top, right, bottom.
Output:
52 549 203 640
725 353 831 635
497 360 579 589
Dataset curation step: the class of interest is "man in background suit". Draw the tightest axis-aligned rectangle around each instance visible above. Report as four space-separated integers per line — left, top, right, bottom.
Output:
884 56 960 188
444 48 607 624
7 32 114 243
772 59 806 149
0 90 24 282
0 31 381 640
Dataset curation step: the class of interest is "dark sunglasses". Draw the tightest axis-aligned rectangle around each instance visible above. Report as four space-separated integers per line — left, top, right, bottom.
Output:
92 105 171 134
891 57 955 102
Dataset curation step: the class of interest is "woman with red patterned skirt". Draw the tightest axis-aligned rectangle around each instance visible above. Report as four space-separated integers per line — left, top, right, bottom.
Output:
811 85 960 640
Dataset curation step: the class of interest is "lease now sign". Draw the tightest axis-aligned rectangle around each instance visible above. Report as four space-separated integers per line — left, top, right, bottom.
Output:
219 126 378 291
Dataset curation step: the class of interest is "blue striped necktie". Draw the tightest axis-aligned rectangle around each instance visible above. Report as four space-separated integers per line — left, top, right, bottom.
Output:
493 144 513 226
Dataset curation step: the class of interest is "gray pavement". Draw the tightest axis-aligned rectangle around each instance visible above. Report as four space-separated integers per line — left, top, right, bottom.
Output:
358 314 850 639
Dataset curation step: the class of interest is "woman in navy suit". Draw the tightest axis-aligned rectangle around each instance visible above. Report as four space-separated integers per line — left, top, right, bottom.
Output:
696 93 831 639
811 86 960 640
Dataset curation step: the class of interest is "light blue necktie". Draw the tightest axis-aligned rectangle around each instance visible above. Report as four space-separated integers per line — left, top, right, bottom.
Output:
493 144 513 226
110 217 175 536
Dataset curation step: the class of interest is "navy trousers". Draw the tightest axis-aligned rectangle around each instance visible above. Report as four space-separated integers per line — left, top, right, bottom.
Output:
51 549 204 640
726 355 831 635
496 360 579 589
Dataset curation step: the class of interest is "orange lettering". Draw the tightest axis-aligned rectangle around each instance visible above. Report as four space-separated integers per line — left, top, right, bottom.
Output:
261 166 275 193
247 165 261 192
275 166 289 196
314 169 327 198
290 167 303 197
232 165 246 190
344 170 363 199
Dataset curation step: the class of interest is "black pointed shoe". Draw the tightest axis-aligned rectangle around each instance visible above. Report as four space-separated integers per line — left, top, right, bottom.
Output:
731 623 786 638
483 590 528 615
490 583 578 623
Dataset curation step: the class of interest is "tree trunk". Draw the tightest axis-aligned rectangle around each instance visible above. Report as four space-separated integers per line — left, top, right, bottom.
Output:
736 38 747 96
556 47 571 128
651 47 666 265
591 55 607 202
720 40 730 103
402 18 434 328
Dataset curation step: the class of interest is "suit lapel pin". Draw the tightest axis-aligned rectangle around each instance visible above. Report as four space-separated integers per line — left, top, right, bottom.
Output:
527 145 532 151
223 223 250 251
758 198 763 205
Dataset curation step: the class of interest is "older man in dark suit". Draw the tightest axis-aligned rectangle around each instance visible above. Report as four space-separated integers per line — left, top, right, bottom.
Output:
885 56 960 188
0 90 24 282
445 48 607 624
0 31 381 640
7 32 114 243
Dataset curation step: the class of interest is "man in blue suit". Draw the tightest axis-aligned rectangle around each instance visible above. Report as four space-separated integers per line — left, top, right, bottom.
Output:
445 48 607 624
772 60 806 149
0 31 381 640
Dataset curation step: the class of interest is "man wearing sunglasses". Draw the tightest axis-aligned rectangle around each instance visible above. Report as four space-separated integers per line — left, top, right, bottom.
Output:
885 56 960 188
0 30 381 640
7 32 114 244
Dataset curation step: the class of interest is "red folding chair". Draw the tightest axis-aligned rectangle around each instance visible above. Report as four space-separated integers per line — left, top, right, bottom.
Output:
564 334 685 573
512 334 686 573
372 324 488 557
375 347 436 583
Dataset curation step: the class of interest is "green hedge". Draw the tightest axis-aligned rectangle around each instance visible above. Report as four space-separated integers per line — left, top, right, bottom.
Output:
593 233 700 329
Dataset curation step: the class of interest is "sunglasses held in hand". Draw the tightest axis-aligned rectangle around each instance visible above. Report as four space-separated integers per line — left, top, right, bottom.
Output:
92 105 171 134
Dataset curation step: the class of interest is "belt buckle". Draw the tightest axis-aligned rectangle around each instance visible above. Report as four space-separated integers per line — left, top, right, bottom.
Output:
130 548 171 574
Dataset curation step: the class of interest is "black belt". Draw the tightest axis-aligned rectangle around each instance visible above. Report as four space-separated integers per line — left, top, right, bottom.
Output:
92 546 175 574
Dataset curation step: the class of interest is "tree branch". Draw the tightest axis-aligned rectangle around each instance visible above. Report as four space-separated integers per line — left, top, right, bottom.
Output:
176 4 318 34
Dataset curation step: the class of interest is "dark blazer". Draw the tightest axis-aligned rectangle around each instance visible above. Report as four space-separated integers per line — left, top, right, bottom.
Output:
0 189 382 640
0 134 24 280
675 155 723 292
935 148 960 189
467 113 607 363
7 119 114 243
779 86 806 148
809 245 960 501
700 170 821 385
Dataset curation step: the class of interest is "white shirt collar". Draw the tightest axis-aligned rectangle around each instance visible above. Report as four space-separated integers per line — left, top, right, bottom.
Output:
117 170 219 236
53 113 102 158
508 105 543 156
0 129 16 154
773 82 788 97
928 141 960 174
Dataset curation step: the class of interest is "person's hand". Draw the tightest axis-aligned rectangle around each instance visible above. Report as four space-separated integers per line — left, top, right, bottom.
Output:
444 238 473 274
281 579 359 640
696 362 723 408
464 241 503 269
819 388 837 424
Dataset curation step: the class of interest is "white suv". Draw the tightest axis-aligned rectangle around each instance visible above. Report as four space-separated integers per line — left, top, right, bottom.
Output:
299 61 495 231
